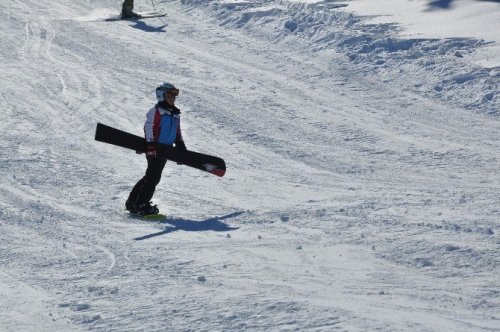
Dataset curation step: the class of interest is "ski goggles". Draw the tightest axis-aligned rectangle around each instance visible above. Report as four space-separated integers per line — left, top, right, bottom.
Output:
166 88 179 96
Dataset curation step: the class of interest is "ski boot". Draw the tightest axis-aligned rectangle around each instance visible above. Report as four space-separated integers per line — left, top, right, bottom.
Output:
121 5 141 19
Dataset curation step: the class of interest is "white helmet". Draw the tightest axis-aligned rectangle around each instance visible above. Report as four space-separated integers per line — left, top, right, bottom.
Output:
155 82 179 102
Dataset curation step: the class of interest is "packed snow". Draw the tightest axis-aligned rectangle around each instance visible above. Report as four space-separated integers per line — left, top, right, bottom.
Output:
0 0 498 331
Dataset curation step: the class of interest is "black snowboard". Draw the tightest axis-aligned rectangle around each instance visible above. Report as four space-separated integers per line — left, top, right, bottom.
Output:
95 123 226 177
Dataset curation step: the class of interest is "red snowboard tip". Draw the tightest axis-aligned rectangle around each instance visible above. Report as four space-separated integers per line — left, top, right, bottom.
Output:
210 169 226 177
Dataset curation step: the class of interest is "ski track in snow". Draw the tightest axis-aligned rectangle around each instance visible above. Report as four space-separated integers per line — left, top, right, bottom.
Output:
0 0 499 331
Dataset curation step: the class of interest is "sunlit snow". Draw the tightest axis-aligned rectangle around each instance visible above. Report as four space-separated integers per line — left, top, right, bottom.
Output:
1 0 498 331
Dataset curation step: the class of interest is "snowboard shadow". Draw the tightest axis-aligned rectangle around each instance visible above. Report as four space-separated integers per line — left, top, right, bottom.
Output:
134 211 242 241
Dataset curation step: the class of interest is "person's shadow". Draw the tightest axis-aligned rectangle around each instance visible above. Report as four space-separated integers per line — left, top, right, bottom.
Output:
427 0 499 10
427 0 454 9
130 20 168 33
134 211 243 240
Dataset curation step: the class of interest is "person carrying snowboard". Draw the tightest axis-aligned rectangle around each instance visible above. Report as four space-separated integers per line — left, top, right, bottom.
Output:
126 82 187 215
121 0 140 19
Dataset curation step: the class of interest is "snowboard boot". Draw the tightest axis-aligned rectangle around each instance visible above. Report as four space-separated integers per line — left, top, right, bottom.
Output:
133 202 159 216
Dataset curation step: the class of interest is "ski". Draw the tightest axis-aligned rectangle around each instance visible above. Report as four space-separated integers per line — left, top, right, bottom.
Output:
95 123 226 177
105 12 166 22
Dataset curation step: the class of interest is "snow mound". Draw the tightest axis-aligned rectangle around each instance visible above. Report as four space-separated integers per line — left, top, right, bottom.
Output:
183 0 498 115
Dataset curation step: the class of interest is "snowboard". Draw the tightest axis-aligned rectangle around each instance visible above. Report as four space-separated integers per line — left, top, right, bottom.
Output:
95 123 226 177
105 12 166 22
129 212 167 220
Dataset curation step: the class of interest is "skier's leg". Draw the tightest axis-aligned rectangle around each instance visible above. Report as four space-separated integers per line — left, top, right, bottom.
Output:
121 0 138 18
122 0 134 11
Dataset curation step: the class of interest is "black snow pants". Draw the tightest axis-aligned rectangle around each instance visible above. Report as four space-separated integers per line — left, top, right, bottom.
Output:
127 156 166 208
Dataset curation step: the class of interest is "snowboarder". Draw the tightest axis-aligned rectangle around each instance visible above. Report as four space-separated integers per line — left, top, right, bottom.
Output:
125 82 187 215
121 0 140 19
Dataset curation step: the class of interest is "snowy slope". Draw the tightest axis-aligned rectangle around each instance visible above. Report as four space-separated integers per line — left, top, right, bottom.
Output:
346 0 500 68
0 0 498 331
